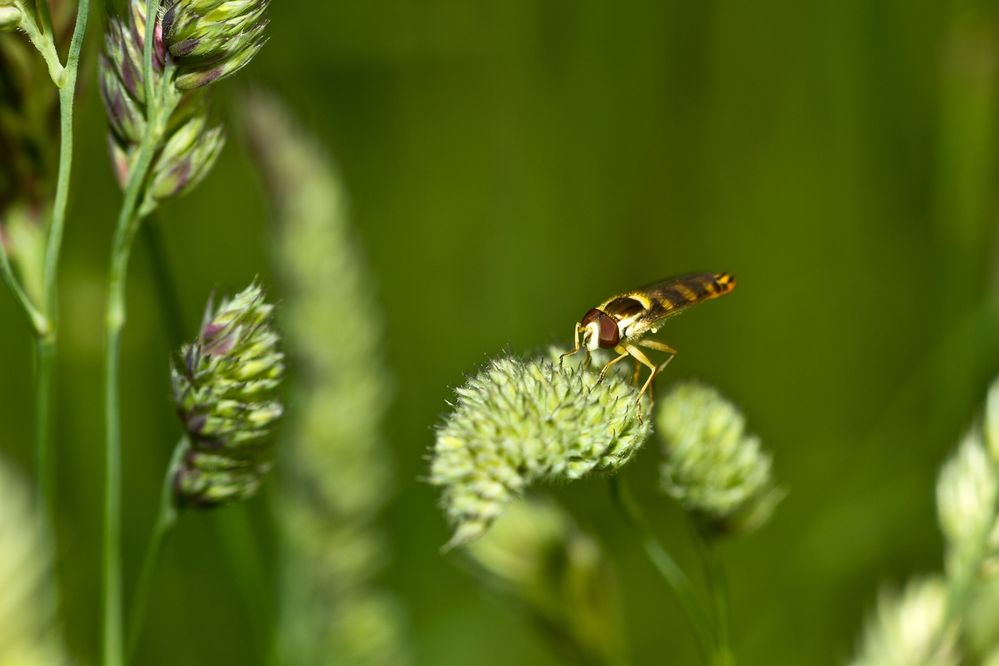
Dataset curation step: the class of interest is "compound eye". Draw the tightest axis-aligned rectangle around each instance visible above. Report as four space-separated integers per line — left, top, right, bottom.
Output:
580 308 602 327
597 313 620 348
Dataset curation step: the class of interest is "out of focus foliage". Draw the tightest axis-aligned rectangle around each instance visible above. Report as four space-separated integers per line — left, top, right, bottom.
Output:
1 1 999 664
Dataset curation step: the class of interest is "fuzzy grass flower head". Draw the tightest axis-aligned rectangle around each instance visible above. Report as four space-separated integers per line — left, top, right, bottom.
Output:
172 283 285 506
850 578 957 666
430 352 651 549
0 457 65 665
657 381 780 536
937 428 998 580
162 0 269 90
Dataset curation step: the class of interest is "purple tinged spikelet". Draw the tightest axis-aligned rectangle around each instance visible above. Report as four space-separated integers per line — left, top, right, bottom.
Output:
161 0 269 90
171 284 285 507
99 0 245 214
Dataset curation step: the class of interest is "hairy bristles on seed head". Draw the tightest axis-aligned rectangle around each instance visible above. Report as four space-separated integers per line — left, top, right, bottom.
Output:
430 351 652 549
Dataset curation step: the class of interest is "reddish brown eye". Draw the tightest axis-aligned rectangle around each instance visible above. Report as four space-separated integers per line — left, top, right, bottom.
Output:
580 308 602 326
597 313 619 348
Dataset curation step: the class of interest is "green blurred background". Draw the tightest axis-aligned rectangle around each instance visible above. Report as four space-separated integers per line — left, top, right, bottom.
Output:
4 0 999 663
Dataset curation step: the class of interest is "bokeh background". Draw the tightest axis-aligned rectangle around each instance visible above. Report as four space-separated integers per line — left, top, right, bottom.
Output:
4 1 999 664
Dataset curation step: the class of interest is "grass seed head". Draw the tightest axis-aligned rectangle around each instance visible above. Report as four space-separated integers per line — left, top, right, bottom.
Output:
430 353 651 549
657 381 781 537
172 283 285 507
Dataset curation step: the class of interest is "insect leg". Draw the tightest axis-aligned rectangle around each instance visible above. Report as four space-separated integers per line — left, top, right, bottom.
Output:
637 340 677 401
624 344 673 421
597 350 630 383
559 323 583 366
638 339 678 355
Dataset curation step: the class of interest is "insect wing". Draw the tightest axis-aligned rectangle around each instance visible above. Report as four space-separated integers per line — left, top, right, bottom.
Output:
643 272 735 315
602 272 735 324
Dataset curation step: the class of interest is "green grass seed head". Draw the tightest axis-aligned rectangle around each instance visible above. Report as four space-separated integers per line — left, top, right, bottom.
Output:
431 353 651 549
657 381 781 537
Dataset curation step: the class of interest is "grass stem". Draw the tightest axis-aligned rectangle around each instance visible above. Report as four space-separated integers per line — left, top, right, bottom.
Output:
607 476 715 660
690 523 733 666
103 3 169 658
0 239 48 335
35 0 91 533
126 439 185 663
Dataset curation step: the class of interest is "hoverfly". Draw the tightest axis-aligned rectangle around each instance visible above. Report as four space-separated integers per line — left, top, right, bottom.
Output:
562 272 736 410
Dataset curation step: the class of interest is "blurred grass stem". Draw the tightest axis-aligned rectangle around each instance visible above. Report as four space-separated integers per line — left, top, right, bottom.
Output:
690 524 733 666
141 220 185 349
607 476 714 660
0 0 91 542
0 241 48 334
35 0 91 533
103 3 171 663
126 438 185 663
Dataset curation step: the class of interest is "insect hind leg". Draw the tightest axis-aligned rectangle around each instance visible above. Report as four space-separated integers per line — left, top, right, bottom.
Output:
625 341 678 420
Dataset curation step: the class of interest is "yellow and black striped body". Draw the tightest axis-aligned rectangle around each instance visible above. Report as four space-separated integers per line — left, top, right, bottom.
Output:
600 272 736 343
566 271 736 413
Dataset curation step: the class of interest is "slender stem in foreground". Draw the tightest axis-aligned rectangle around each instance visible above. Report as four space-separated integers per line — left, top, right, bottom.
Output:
126 438 186 663
104 1 171 658
607 476 715 659
103 137 163 666
35 0 91 532
103 75 173 666
103 153 153 666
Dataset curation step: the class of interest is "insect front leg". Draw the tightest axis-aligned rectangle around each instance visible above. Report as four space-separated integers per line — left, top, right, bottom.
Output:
559 323 583 366
597 349 630 383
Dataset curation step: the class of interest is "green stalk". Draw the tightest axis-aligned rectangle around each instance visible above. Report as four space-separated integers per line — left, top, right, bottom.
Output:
103 2 169 660
607 476 714 660
126 438 185 663
103 138 155 666
35 0 91 532
0 239 48 335
690 524 732 666
15 2 63 84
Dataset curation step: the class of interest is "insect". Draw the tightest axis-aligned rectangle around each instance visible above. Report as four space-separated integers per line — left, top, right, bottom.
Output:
561 272 736 412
